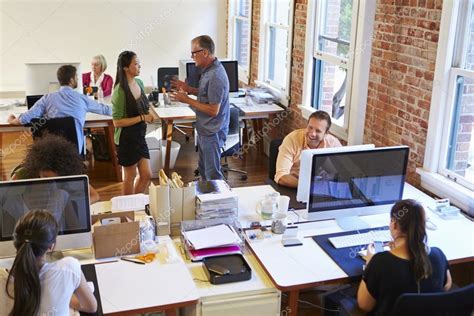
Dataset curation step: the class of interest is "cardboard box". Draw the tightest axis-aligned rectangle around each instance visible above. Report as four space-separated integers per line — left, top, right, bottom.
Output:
92 211 140 259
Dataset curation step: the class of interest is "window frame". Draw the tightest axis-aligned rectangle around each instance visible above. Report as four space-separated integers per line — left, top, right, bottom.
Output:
419 0 474 210
257 0 294 107
228 0 252 84
300 0 375 144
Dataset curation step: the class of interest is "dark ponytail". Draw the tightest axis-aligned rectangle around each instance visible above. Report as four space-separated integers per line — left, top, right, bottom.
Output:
6 210 59 316
115 51 139 118
391 199 432 283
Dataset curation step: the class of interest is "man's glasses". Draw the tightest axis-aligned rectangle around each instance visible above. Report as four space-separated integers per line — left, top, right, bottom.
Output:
191 48 205 58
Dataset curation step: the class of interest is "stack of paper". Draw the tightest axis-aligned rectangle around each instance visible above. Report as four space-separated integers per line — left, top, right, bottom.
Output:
182 224 242 261
195 180 238 219
111 193 149 212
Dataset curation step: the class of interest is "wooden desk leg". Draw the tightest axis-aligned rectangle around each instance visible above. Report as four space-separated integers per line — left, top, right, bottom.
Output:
105 122 122 182
287 290 299 316
164 119 173 175
164 308 177 316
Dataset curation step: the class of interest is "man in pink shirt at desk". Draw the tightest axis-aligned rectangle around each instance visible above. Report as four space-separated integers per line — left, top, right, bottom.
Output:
275 110 342 188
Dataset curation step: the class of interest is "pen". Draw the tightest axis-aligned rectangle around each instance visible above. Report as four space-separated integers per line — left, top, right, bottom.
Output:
121 257 145 265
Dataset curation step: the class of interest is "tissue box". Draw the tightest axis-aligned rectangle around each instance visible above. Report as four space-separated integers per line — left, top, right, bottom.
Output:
91 211 140 259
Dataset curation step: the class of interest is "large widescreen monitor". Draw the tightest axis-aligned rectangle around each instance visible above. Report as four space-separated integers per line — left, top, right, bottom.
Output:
185 60 239 92
0 175 92 257
25 62 82 97
307 146 409 228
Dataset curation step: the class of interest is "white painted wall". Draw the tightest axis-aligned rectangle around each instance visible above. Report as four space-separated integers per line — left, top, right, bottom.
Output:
0 0 227 92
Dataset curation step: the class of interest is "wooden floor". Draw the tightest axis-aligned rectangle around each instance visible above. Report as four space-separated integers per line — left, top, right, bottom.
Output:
0 129 270 201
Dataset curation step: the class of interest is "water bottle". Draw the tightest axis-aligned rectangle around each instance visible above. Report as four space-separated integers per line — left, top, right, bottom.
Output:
97 87 104 103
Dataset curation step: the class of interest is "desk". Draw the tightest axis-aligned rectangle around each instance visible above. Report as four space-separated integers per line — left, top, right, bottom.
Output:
231 100 285 152
0 101 122 182
239 183 474 315
154 105 196 174
0 236 198 316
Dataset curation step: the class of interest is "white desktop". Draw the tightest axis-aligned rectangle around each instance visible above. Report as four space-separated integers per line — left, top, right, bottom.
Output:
25 62 83 96
0 175 92 258
298 146 409 231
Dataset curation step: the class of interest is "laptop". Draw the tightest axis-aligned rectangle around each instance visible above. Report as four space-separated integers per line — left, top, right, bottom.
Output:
26 95 43 109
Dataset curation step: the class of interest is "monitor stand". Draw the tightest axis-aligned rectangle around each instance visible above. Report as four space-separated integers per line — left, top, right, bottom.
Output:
336 216 371 231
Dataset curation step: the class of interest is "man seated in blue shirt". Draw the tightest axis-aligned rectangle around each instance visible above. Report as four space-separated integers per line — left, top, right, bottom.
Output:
171 35 230 180
8 65 112 154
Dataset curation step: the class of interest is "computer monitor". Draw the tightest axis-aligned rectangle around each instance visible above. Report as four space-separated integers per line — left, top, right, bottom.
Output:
25 62 82 97
184 60 239 92
26 95 43 109
0 175 92 258
307 146 409 230
297 144 376 203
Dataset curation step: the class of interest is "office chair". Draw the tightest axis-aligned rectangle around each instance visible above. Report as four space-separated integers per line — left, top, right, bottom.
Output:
391 284 474 316
221 106 247 180
268 139 283 180
157 67 193 141
29 116 82 155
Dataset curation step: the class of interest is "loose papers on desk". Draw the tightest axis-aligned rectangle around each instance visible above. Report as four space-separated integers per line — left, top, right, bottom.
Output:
183 224 241 250
195 180 238 220
111 193 149 212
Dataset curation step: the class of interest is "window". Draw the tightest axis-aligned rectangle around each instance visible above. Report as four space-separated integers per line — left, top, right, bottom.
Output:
311 0 354 128
258 0 294 105
228 0 252 82
300 0 375 143
435 0 474 190
420 0 474 210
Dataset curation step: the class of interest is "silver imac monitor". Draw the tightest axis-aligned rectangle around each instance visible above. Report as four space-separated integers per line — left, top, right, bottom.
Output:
297 144 375 203
25 62 82 97
307 146 409 230
0 175 92 258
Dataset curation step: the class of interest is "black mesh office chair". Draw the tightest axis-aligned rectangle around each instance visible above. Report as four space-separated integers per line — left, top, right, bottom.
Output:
268 139 283 181
29 116 82 155
157 67 193 141
391 284 474 316
221 106 247 180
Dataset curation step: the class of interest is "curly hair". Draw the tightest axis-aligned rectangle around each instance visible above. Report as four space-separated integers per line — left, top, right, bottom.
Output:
21 134 86 178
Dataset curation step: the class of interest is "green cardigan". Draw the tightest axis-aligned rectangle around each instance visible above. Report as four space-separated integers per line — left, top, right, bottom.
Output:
112 78 145 145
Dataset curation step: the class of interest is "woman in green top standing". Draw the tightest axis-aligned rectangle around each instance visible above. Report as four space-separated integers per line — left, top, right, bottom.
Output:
112 51 157 195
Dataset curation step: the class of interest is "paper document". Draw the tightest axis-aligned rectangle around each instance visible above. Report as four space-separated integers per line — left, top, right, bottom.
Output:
111 193 149 212
183 224 241 250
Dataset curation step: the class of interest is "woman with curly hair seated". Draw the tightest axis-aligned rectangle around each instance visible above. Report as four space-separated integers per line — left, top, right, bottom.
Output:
12 134 100 203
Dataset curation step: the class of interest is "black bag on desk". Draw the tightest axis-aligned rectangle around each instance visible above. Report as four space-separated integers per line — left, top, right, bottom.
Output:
91 133 111 161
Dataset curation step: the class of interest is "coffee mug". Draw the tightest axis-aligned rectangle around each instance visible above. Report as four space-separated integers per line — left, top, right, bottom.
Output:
256 198 277 220
271 212 287 234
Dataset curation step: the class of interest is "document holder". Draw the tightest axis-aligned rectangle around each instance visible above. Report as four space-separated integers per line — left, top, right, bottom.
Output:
203 254 252 285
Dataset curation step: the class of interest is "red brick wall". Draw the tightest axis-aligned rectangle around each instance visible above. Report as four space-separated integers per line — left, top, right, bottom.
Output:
364 1 443 186
229 0 443 186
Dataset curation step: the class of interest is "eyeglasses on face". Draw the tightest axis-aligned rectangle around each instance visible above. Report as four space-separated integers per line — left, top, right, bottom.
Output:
191 48 205 58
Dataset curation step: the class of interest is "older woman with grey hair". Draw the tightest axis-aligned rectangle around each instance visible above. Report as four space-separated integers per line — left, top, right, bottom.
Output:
82 54 113 97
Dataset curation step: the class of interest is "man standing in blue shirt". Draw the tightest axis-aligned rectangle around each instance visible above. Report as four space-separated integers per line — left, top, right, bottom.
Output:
8 65 112 154
171 35 230 180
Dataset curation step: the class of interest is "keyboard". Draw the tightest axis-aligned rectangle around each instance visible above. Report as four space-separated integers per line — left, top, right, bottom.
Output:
329 230 392 249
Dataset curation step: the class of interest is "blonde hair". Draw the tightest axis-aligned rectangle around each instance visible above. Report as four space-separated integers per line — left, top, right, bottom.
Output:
93 54 107 73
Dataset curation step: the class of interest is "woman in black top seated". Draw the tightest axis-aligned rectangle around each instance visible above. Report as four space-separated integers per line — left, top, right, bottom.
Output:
357 199 452 315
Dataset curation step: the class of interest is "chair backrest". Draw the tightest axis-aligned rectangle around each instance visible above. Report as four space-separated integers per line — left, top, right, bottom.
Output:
268 139 283 180
392 284 474 316
221 107 242 156
29 117 79 153
157 67 179 92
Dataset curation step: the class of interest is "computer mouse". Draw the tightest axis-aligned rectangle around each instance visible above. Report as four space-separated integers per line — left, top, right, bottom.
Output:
426 218 437 230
